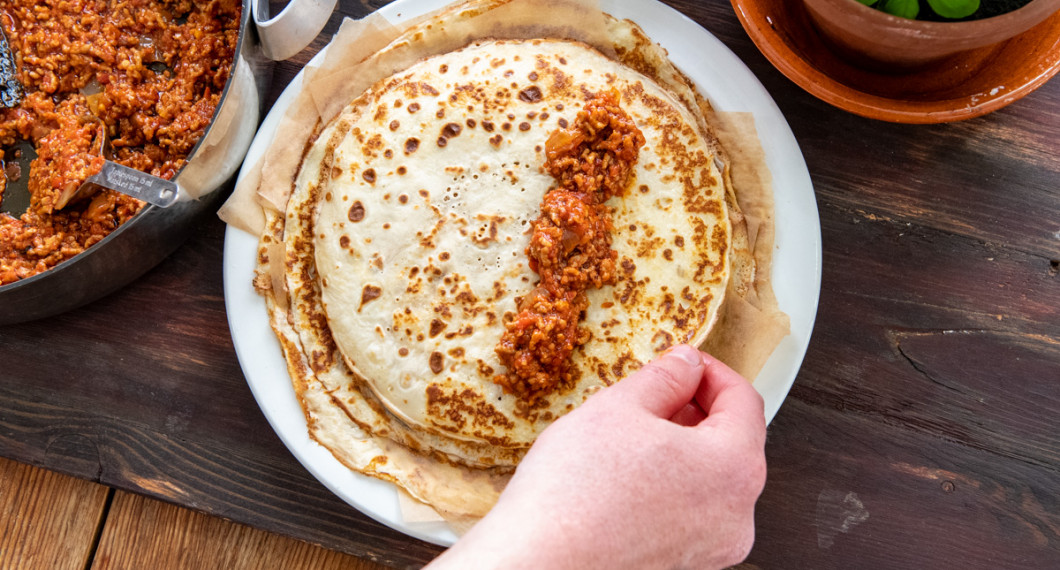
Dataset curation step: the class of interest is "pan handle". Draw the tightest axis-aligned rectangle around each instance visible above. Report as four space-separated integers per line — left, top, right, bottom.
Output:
253 0 338 61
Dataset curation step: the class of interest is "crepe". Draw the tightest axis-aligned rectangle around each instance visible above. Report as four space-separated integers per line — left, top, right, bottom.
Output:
308 38 730 450
243 0 785 522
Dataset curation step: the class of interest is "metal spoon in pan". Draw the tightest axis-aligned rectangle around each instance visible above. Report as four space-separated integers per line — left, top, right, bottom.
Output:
1 29 178 213
52 124 180 210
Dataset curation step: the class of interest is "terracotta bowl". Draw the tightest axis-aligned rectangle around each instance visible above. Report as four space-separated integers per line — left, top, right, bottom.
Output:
805 0 1060 69
731 0 1060 122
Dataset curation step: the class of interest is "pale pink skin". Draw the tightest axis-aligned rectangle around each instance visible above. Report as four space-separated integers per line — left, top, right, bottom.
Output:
427 344 768 570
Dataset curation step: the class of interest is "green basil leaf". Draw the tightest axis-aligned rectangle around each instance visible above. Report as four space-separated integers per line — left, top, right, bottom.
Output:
879 0 919 19
926 0 980 19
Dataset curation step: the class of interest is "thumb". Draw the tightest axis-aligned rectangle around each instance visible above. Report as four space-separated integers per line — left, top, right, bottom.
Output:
603 344 706 418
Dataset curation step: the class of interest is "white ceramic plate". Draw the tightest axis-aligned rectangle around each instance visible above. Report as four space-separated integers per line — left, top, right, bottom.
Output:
223 0 821 547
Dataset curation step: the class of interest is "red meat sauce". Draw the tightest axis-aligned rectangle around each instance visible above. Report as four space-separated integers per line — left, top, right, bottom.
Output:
494 89 646 405
0 0 241 285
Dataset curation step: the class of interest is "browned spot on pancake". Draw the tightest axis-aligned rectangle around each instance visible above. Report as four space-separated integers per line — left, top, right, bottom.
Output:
405 138 420 154
437 137 448 147
490 134 503 147
398 194 409 204
331 166 342 179
663 248 673 261
361 133 384 158
660 291 675 315
389 120 400 131
610 351 641 380
425 385 515 432
348 201 365 222
675 235 685 247
407 102 421 113
519 122 531 131
448 347 465 358
466 118 477 128
712 224 726 251
443 324 474 339
397 166 407 175
439 64 448 73
653 330 674 353
436 108 445 119
398 347 409 356
454 288 479 307
429 352 444 374
339 235 350 248
528 71 539 81
482 120 495 132
359 285 382 310
443 122 462 138
470 214 505 245
502 122 511 131
429 319 447 338
558 117 568 128
362 169 376 184
518 85 542 103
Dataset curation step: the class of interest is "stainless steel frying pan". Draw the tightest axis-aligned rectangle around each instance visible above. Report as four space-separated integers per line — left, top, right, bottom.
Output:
0 0 335 324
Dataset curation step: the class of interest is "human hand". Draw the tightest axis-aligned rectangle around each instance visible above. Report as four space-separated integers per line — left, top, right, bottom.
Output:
428 344 767 570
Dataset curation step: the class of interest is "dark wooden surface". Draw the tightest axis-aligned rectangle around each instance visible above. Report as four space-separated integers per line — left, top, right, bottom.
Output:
1 1 1058 568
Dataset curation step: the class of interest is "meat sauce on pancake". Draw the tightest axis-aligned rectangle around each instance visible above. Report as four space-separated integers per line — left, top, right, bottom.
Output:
495 89 645 405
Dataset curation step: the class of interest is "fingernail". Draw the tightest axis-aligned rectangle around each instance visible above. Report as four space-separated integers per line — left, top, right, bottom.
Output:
665 344 702 367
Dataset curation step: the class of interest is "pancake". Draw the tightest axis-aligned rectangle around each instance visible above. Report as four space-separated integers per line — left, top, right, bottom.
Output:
308 39 730 449
251 1 770 521
274 108 527 470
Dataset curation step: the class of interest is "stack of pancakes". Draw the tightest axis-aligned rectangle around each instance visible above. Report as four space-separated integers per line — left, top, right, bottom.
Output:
256 3 749 522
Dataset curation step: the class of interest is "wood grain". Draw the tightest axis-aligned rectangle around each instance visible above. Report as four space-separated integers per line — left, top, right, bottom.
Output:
0 1 1057 568
0 457 109 570
92 491 390 570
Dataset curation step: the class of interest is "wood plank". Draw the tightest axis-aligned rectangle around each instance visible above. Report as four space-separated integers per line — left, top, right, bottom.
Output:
751 396 1060 569
92 491 394 570
0 457 109 570
801 200 1060 468
0 375 443 566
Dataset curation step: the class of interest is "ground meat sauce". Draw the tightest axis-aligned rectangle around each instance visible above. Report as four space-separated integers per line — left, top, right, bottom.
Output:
0 0 241 285
494 89 646 404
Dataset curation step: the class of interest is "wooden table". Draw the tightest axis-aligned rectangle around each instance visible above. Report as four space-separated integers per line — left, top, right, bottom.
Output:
2 1 1058 568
